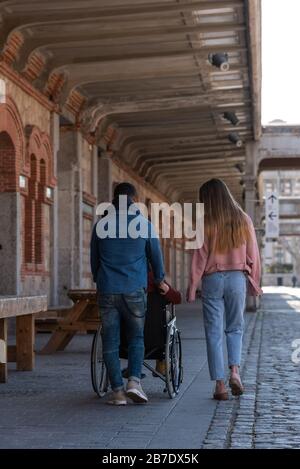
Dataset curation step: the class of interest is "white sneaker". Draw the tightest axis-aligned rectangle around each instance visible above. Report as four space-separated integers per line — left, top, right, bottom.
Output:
107 389 127 406
126 380 148 404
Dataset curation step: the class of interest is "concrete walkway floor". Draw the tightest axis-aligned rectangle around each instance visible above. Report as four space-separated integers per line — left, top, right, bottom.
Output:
0 287 300 449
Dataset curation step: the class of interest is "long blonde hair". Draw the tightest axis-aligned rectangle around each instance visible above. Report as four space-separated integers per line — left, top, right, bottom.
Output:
199 178 250 254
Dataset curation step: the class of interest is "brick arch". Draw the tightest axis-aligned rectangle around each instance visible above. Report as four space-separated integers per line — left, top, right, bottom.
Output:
25 125 55 186
0 96 25 190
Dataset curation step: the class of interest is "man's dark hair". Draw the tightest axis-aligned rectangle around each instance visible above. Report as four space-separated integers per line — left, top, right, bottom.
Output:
113 182 137 200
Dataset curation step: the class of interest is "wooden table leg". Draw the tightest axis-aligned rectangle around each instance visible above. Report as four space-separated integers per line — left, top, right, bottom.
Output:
40 300 88 354
0 318 8 383
16 314 34 371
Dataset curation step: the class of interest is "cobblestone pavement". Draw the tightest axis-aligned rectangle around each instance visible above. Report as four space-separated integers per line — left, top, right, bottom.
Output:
1 287 299 449
203 287 300 449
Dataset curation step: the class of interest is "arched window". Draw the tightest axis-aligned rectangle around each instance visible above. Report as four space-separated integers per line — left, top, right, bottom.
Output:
24 155 37 264
24 156 47 266
35 159 46 264
23 126 54 272
0 131 16 192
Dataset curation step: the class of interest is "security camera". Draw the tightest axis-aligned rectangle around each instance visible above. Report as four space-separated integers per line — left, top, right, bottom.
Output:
235 163 244 174
208 53 230 72
223 112 239 126
228 133 243 147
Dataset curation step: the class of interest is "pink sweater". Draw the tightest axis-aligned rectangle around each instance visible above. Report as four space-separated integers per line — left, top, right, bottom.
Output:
188 215 262 301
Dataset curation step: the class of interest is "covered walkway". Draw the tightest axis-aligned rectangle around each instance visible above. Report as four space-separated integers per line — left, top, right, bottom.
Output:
1 288 300 449
3 0 300 453
0 0 261 307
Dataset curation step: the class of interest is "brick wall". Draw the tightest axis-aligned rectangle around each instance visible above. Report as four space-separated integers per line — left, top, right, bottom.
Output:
21 195 51 296
0 73 50 133
0 85 54 299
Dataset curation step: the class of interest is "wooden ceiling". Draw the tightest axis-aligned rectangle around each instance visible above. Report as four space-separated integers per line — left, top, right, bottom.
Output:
0 0 261 201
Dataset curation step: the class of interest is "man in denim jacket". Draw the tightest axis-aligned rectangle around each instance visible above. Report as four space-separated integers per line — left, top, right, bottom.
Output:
90 182 166 405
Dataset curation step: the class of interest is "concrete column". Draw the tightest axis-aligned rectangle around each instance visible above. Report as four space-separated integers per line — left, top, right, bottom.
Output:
57 127 83 305
245 141 259 178
180 246 185 297
97 151 112 203
92 145 98 223
244 176 257 221
171 242 177 289
245 141 259 220
49 112 59 306
92 145 98 197
245 142 260 312
182 246 191 300
0 192 21 295
73 131 83 288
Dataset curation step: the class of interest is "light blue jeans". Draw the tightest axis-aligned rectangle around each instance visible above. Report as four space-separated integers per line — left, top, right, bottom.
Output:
201 271 246 381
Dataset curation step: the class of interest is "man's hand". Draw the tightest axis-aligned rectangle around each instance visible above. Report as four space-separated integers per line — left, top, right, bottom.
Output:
158 281 170 295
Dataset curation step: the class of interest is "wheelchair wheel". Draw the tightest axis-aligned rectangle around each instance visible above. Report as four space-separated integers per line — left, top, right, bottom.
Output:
165 325 183 399
91 326 109 397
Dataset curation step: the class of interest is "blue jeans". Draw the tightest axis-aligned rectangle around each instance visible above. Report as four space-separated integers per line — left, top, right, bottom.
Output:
201 271 246 381
98 288 147 391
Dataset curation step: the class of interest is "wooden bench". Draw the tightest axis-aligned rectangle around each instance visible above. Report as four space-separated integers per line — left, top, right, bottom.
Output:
0 295 47 383
35 306 71 333
40 290 99 354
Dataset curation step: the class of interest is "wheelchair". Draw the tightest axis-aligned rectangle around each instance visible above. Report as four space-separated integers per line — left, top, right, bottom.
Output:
91 292 183 399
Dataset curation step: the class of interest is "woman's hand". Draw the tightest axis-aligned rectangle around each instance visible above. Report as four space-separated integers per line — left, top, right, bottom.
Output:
186 285 201 303
186 285 194 303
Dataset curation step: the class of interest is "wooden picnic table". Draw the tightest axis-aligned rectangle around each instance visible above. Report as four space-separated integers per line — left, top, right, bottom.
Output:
40 290 99 354
0 295 47 383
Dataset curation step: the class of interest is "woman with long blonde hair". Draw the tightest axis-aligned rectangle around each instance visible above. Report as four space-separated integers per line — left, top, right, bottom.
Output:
187 178 262 400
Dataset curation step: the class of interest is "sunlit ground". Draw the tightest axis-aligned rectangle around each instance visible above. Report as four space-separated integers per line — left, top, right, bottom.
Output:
262 286 300 311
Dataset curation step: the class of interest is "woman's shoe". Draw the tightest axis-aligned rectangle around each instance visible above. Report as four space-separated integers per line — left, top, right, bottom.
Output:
213 391 229 401
213 381 229 400
229 375 244 396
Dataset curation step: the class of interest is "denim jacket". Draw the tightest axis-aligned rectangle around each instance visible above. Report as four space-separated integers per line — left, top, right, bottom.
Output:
90 203 165 294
